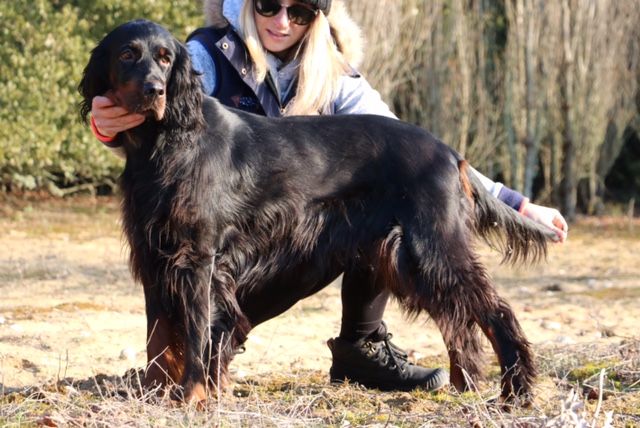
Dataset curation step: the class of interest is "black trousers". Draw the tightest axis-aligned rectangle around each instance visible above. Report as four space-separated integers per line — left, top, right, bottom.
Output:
237 264 388 342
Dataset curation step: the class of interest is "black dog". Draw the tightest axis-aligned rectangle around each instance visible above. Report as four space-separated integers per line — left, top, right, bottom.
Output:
79 20 557 404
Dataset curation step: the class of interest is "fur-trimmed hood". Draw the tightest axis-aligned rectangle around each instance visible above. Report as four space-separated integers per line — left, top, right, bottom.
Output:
202 0 363 67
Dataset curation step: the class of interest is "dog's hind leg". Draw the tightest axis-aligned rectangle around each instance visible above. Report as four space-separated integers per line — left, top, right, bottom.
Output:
379 226 529 395
472 292 535 404
437 318 483 393
433 265 534 402
441 260 535 403
415 282 485 393
376 225 486 391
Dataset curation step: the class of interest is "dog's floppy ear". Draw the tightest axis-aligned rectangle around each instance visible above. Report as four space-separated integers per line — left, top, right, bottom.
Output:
78 40 111 124
163 40 204 130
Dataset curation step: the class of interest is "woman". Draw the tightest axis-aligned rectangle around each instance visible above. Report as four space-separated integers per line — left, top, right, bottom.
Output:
91 0 568 392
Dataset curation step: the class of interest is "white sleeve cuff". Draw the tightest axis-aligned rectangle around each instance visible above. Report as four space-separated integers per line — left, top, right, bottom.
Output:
469 166 503 197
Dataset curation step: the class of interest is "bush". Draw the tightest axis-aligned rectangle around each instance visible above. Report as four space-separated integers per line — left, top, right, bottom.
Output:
0 0 201 192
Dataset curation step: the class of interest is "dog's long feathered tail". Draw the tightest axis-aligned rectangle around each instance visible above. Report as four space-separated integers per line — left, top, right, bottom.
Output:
461 161 560 264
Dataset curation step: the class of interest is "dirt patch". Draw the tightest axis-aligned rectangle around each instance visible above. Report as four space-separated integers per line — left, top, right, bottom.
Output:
1 197 639 408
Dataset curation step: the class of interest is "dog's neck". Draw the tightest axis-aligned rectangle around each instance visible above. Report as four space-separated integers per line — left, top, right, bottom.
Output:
120 120 161 157
120 119 206 191
122 112 204 155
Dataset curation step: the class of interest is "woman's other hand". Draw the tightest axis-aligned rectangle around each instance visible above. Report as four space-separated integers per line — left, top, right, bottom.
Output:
521 202 569 243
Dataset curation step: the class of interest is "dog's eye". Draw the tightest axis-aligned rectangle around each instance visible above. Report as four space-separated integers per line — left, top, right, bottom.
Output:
158 56 171 66
119 50 135 62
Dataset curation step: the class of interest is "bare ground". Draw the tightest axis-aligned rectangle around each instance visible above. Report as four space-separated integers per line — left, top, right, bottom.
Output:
0 195 639 426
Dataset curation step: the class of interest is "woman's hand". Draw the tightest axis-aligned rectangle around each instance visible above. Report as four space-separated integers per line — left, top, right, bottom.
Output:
91 95 146 138
521 202 568 243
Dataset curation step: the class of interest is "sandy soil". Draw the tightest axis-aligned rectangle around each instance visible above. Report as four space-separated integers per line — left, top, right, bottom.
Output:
1 196 639 392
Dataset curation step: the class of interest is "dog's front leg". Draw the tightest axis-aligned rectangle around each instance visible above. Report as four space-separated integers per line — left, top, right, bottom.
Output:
142 283 184 393
205 267 251 394
176 265 213 405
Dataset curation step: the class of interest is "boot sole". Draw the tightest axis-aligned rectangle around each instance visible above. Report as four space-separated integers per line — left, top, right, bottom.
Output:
329 368 449 392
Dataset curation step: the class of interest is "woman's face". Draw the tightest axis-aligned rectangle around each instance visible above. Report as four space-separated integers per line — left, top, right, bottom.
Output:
254 0 316 58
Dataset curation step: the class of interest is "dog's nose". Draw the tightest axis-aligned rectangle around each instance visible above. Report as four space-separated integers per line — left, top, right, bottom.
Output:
143 81 165 97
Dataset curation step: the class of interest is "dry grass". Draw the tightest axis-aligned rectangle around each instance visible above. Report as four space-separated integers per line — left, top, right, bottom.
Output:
2 340 638 427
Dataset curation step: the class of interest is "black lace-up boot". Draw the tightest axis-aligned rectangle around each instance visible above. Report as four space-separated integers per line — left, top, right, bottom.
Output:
327 323 448 392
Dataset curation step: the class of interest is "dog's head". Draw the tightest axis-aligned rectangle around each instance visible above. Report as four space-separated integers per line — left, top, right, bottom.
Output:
79 19 202 129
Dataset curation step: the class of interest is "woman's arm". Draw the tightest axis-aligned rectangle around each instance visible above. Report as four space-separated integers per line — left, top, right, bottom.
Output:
187 40 218 95
333 75 396 118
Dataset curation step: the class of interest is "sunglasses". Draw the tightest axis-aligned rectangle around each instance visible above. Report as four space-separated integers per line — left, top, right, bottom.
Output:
254 0 319 26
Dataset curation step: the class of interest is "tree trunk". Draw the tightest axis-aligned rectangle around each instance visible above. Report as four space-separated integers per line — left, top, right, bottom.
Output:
550 132 561 206
522 0 538 198
560 119 577 220
559 0 577 221
523 138 539 198
504 106 520 189
453 0 471 155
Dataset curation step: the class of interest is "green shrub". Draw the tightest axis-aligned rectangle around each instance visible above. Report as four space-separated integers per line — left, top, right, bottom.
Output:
0 0 201 192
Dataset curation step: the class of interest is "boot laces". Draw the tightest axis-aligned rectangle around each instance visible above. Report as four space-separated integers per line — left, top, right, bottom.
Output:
365 333 409 373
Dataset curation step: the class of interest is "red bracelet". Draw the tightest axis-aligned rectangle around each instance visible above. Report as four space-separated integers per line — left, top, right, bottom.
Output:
90 115 116 144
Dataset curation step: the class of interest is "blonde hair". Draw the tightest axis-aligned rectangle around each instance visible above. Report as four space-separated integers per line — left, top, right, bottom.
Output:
238 0 351 115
